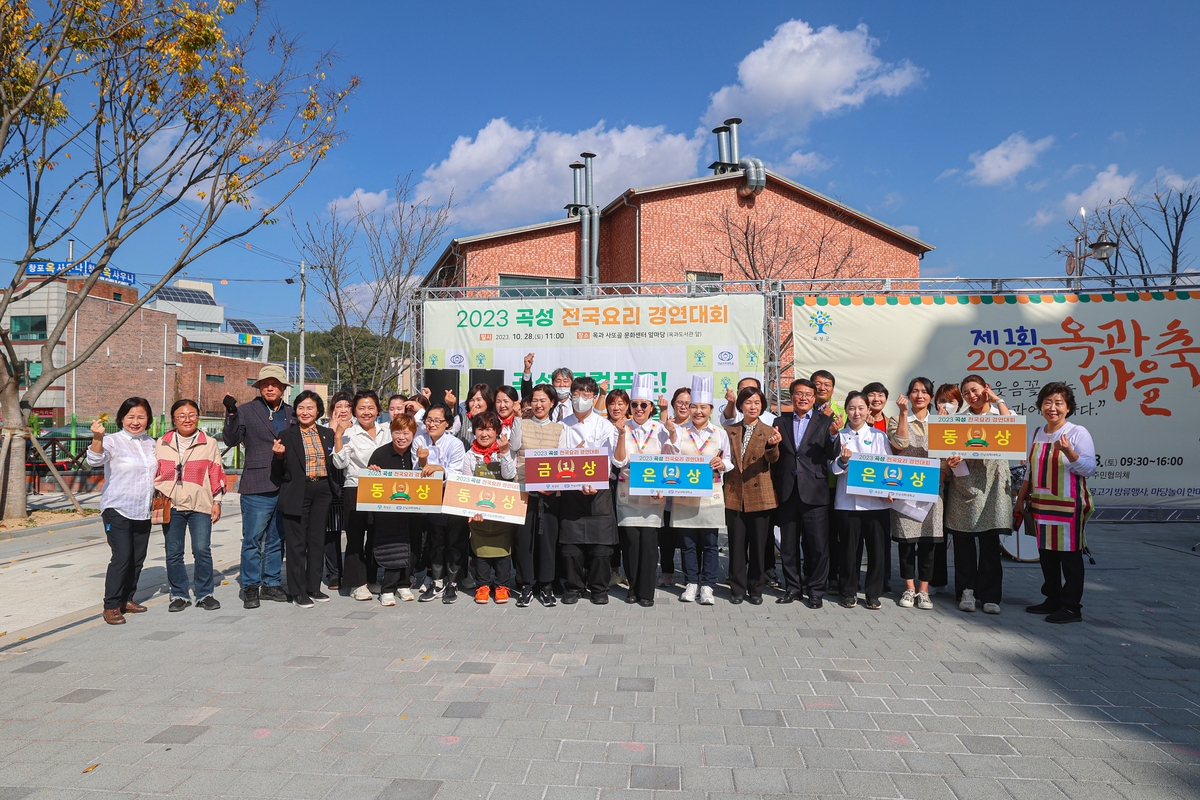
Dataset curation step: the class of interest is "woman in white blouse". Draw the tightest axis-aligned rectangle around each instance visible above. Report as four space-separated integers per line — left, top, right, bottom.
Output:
332 390 390 601
829 391 894 610
1015 382 1097 624
87 397 158 626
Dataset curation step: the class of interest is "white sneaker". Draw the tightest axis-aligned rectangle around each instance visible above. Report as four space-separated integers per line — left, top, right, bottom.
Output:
899 590 915 608
983 602 1001 615
379 592 396 606
917 591 934 610
698 586 715 605
959 589 976 612
351 585 372 601
398 587 415 602
680 583 698 603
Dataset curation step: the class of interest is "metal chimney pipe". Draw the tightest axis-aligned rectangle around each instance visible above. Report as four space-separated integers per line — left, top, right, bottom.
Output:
569 161 585 210
578 206 592 285
581 151 596 206
724 117 743 163
590 205 600 284
713 126 730 165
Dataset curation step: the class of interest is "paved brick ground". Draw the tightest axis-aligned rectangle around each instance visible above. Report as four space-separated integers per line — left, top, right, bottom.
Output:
1 523 1198 800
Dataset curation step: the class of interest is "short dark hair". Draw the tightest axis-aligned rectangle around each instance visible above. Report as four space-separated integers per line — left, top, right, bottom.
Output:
531 383 557 403
424 402 451 422
810 370 836 386
671 387 691 405
605 388 630 410
116 397 153 430
408 393 430 410
736 386 767 412
789 378 815 396
387 393 406 406
862 381 889 399
960 374 988 392
571 376 599 395
737 376 761 390
471 410 501 433
496 385 519 403
170 399 199 419
467 383 496 412
906 377 934 397
330 391 353 410
1036 381 1077 417
844 390 868 409
352 390 381 415
294 390 325 418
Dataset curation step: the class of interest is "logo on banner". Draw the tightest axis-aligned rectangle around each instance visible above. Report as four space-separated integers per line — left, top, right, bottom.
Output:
448 351 467 368
715 347 736 369
688 346 712 370
808 311 833 337
739 345 762 370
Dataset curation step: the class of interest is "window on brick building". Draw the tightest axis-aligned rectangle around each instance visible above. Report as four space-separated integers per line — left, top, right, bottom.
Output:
17 360 42 387
112 292 122 302
10 315 47 341
499 274 581 298
205 374 225 383
685 271 723 292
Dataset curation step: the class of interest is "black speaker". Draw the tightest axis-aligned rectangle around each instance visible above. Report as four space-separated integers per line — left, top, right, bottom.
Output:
423 369 460 405
469 368 507 393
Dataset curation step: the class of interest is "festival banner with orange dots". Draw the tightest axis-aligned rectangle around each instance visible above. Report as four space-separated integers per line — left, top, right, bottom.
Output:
793 291 1200 506
356 470 443 513
926 416 1028 460
441 473 527 525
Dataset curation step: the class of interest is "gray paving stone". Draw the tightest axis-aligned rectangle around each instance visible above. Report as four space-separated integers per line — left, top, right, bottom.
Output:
629 765 680 790
52 689 110 704
9 661 65 674
943 661 990 674
145 725 210 744
285 656 329 667
739 709 784 727
821 670 864 684
592 635 624 644
378 778 444 800
456 662 496 675
443 702 489 719
617 677 655 692
142 631 182 641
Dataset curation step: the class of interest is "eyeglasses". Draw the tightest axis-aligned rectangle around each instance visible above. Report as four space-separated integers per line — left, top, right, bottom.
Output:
426 418 446 426
173 414 198 421
630 401 653 409
792 392 815 400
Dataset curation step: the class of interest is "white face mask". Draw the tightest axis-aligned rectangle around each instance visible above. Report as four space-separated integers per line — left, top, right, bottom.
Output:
555 386 570 400
571 396 592 414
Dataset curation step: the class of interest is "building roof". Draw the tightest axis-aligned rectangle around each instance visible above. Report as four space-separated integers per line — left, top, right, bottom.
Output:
153 286 217 306
225 318 261 335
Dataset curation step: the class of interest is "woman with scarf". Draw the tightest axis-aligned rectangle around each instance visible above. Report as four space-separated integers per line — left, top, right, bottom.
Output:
494 385 523 455
512 384 564 607
457 383 496 446
460 410 517 603
366 413 424 606
332 390 390 601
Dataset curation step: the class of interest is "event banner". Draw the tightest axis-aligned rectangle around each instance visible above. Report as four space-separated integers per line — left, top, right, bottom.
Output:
926 415 1028 460
628 454 714 497
356 469 443 513
442 473 527 524
523 448 611 491
844 453 942 501
423 294 766 400
793 291 1200 506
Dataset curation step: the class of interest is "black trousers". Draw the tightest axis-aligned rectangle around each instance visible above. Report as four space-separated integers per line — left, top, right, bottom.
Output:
1039 548 1085 614
343 506 378 589
659 510 678 575
102 509 151 610
381 567 408 594
950 529 1004 605
323 499 344 587
619 526 659 602
514 494 559 588
475 555 512 588
779 494 830 597
427 515 468 584
561 543 613 596
726 509 771 599
898 539 936 583
931 538 949 588
283 480 333 597
826 487 842 586
840 509 887 601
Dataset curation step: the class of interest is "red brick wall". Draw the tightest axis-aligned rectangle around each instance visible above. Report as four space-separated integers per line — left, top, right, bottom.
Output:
463 222 582 287
64 279 139 304
600 201 638 285
178 352 267 417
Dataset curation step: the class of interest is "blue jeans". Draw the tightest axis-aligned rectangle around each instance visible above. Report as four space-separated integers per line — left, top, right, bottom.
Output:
679 527 719 587
240 492 283 587
164 510 214 600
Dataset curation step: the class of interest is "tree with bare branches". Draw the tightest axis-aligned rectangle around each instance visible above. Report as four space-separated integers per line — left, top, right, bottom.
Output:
0 1 356 519
292 174 453 395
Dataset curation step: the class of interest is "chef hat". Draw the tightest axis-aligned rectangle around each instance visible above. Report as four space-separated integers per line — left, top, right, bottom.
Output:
630 373 655 402
690 375 713 406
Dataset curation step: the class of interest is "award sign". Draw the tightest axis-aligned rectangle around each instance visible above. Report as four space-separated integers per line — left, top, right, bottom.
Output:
628 454 714 497
523 448 611 491
356 469 443 513
927 415 1027 460
843 453 941 502
442 473 527 524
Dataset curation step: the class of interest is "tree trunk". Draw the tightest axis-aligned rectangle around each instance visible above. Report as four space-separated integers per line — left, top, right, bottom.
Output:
1 376 29 520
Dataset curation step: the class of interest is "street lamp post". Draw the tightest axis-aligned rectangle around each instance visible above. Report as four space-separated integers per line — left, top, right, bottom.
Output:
265 329 290 383
1070 208 1119 288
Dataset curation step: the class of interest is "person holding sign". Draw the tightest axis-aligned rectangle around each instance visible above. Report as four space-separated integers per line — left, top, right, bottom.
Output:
415 403 468 604
557 376 620 604
459 411 518 604
333 391 390 602
944 374 1014 615
656 386 693 589
723 385 781 605
273 391 337 608
887 378 943 611
365 414 424 606
612 374 675 607
673 376 734 606
1015 382 1097 624
829 391 894 610
513 384 564 608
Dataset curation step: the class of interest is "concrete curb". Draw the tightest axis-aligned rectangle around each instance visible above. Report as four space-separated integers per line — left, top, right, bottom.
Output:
0 515 104 541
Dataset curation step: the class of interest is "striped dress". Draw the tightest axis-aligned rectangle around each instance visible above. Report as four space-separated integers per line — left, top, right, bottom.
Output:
1028 423 1096 551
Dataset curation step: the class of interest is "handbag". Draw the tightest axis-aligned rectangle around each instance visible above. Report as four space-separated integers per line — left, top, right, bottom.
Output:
152 490 172 525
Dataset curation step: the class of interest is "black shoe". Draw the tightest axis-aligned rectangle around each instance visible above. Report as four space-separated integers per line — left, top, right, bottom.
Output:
516 586 534 608
243 586 260 610
561 592 580 605
807 596 823 609
591 592 609 605
538 586 558 608
748 595 763 606
1026 600 1060 614
196 596 220 611
261 586 288 602
419 583 443 602
637 599 654 608
168 598 191 612
864 597 882 610
294 594 314 608
730 595 745 605
776 591 801 604
1046 607 1082 624
624 593 639 604
442 584 458 604
310 590 330 603
839 596 857 609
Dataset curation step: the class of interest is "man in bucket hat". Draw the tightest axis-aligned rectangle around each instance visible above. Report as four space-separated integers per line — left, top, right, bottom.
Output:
223 364 296 608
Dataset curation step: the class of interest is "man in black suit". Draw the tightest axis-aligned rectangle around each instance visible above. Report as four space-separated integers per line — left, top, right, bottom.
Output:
772 379 840 608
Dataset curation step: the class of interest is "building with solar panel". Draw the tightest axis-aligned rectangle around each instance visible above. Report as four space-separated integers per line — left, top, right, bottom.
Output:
145 280 268 362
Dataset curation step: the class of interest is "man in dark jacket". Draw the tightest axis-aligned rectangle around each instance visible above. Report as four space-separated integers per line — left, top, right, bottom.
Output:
223 364 295 609
772 378 839 608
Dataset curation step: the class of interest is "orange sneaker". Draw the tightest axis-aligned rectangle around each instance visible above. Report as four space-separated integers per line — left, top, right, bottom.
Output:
494 586 509 604
474 585 490 604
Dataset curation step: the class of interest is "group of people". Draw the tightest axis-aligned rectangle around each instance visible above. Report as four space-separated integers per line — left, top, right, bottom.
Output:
88 358 1097 626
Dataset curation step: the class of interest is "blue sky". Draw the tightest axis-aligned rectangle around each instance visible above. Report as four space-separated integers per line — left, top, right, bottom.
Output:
5 0 1199 332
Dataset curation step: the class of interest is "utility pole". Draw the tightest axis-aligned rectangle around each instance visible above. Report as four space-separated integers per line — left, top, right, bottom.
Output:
297 259 306 402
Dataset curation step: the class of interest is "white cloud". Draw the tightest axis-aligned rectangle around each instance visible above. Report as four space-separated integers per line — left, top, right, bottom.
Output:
1154 167 1200 191
326 187 390 219
1025 209 1057 229
1063 164 1138 214
898 224 920 238
417 119 704 231
775 149 832 177
704 19 923 140
965 132 1054 186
